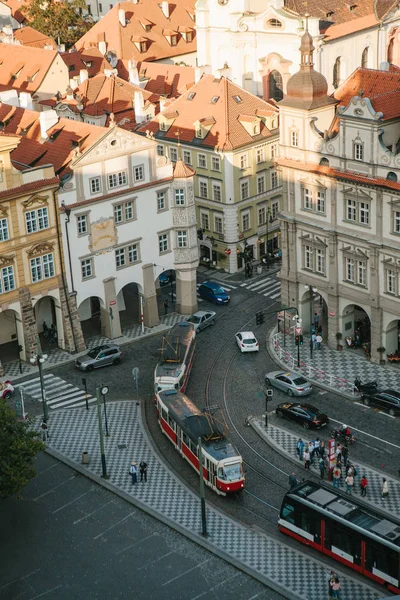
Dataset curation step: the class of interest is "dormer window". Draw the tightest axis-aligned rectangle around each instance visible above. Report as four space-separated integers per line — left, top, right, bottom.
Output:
354 142 363 161
268 18 282 27
171 35 177 46
233 95 242 104
196 128 203 138
160 121 167 131
186 31 193 42
187 92 196 101
211 96 219 104
140 41 147 52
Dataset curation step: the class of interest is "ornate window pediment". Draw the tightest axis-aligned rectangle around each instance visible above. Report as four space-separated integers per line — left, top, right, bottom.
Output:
22 194 49 209
27 242 54 257
0 253 14 266
342 185 371 200
0 205 8 216
341 244 369 259
299 232 327 248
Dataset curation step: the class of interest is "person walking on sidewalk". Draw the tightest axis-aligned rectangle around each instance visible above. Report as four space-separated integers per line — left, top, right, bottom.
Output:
360 475 368 497
345 473 354 494
382 478 389 498
336 443 342 462
129 461 137 485
311 332 317 350
328 571 336 598
304 447 310 470
314 437 320 457
289 472 298 489
342 444 348 468
139 461 147 482
314 312 319 329
319 441 325 460
333 465 341 488
332 577 342 599
319 457 326 480
316 333 323 350
296 438 304 461
309 440 315 463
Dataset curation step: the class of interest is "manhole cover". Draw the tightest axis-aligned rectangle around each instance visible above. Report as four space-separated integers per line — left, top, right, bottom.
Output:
118 444 127 450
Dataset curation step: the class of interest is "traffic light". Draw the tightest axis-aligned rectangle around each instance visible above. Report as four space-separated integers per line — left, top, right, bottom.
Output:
299 334 304 345
295 335 299 346
256 311 265 325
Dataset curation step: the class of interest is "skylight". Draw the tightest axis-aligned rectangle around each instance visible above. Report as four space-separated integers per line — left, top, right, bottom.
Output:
211 96 219 104
187 92 196 100
233 95 242 103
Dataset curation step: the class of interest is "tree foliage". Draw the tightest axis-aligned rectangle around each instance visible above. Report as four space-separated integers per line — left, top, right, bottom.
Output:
22 0 93 48
0 401 44 499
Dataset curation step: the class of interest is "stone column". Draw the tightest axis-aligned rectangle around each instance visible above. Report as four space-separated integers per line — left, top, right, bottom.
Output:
327 294 339 350
102 277 122 339
370 305 382 364
59 284 86 353
19 287 38 358
175 265 197 315
142 263 159 327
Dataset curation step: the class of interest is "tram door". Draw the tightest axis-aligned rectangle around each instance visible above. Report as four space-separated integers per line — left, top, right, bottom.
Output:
205 458 217 488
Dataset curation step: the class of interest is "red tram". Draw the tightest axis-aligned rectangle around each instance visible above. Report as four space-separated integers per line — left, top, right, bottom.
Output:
154 322 196 394
279 480 400 595
156 389 245 495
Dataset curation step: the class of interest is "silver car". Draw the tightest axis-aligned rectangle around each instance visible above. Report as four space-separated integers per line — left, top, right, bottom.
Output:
75 344 123 371
265 371 313 397
186 310 216 332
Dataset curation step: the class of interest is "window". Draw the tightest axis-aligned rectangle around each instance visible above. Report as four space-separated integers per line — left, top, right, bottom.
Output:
358 260 366 286
354 143 363 161
302 187 325 214
333 57 341 89
345 198 370 226
108 171 127 189
394 210 400 233
302 242 326 275
304 188 312 210
386 269 396 294
240 180 249 200
271 201 279 220
157 191 167 211
114 201 134 224
201 212 209 230
233 95 242 104
77 214 88 235
170 147 178 162
183 150 192 165
25 207 49 234
196 128 203 139
242 211 250 231
0 265 15 294
361 47 369 68
344 256 367 286
257 174 266 194
304 245 313 270
240 154 248 169
269 18 282 27
199 180 208 199
359 202 369 224
139 41 147 53
346 257 355 281
270 169 278 189
115 243 140 268
291 131 298 147
270 143 278 159
186 31 193 42
90 177 101 194
212 182 222 202
159 233 169 253
30 253 54 283
258 205 266 225
269 70 283 102
317 191 325 213
211 156 220 171
157 144 164 156
134 165 144 182
346 198 356 221
316 249 325 274
160 122 166 131
99 2 102 11
0 218 9 241
177 230 188 248
81 258 93 279
214 215 223 234
175 189 185 205
387 171 398 182
198 154 207 168
256 147 265 163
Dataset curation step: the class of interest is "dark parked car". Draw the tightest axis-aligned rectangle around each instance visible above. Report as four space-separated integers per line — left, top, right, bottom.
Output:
198 281 230 305
361 389 400 416
276 402 329 429
75 344 123 371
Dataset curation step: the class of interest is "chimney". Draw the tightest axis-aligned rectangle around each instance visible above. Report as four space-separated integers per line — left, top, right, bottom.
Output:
159 96 167 111
98 40 107 55
134 90 146 123
19 92 33 110
128 58 140 85
66 85 74 99
380 61 390 71
132 0 138 4
118 8 126 26
161 1 169 18
79 69 89 83
40 109 59 139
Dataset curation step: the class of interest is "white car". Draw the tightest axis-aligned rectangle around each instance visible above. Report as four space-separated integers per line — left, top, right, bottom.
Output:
235 331 259 353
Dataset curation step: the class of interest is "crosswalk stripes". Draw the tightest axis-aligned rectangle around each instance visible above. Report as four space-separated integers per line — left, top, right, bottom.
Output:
16 373 95 411
241 276 281 300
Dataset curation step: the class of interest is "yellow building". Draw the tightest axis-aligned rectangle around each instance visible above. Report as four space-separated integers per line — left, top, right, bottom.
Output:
0 135 85 374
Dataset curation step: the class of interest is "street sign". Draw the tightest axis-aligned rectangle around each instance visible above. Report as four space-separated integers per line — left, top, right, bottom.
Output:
295 326 303 335
101 386 109 396
132 367 139 381
109 300 116 306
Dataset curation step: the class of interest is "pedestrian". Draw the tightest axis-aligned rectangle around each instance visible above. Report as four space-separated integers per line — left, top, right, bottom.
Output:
360 475 368 497
316 333 322 350
336 443 342 462
319 441 325 459
314 312 319 328
164 299 169 315
342 444 348 467
314 437 320 457
319 457 325 480
311 332 317 350
304 447 310 470
382 478 389 498
333 465 341 488
129 461 137 485
308 439 314 462
328 571 336 598
332 576 342 599
139 461 147 482
345 473 354 494
296 438 304 461
289 472 298 489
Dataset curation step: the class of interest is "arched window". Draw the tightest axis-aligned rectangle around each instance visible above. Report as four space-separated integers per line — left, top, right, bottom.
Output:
319 158 330 167
387 171 398 182
361 47 368 68
333 57 341 89
268 19 282 27
269 70 283 102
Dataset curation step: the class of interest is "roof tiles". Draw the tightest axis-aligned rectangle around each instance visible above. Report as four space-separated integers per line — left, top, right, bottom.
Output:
0 44 60 94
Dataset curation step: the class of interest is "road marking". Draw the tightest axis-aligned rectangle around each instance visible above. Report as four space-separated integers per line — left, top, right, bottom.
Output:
0 570 41 592
28 585 63 599
33 476 76 501
93 511 135 540
353 402 370 408
318 391 328 395
245 277 273 290
52 491 90 514
137 551 174 571
329 417 400 448
269 291 281 300
116 533 157 555
162 559 211 586
37 462 60 476
73 499 115 524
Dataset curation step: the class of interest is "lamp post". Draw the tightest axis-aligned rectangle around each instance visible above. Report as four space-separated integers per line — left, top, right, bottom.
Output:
305 284 317 359
265 208 274 269
30 336 48 423
293 316 302 368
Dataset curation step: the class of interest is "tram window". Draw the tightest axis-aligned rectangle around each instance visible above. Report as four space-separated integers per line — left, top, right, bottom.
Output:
299 507 321 543
366 542 398 579
167 414 176 430
282 502 295 525
161 408 168 422
189 440 198 455
182 432 190 446
325 521 361 565
218 467 226 480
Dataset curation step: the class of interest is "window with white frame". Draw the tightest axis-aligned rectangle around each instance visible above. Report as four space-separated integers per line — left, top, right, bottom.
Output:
270 143 278 159
183 150 192 165
344 256 367 286
302 186 325 214
0 265 15 294
345 257 355 282
256 147 265 164
133 165 144 182
214 215 223 234
77 214 88 235
271 200 279 220
359 202 369 225
30 253 55 283
242 211 250 231
157 191 167 212
317 191 325 213
304 188 312 210
81 258 93 279
90 177 101 194
199 180 208 199
291 131 298 147
394 210 400 234
270 169 278 189
169 147 178 162
211 156 220 171
108 171 127 189
386 268 396 294
258 205 266 225
304 245 313 270
0 218 9 241
358 260 366 285
200 211 209 230
114 200 134 224
159 233 169 253
198 153 207 168
240 179 249 200
212 182 221 202
157 144 164 156
177 230 188 248
257 174 266 194
354 142 363 161
240 154 248 169
302 242 326 275
25 207 49 234
175 189 185 205
345 197 370 225
115 243 140 268
316 248 325 274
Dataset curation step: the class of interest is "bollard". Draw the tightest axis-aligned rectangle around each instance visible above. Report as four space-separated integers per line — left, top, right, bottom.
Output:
82 451 89 465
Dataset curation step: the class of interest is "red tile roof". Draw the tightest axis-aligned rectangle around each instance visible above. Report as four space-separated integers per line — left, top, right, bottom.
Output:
61 48 110 80
13 26 56 49
116 60 195 98
138 74 278 151
0 44 61 94
0 176 59 200
173 159 194 178
2 0 27 23
323 14 378 40
75 0 196 62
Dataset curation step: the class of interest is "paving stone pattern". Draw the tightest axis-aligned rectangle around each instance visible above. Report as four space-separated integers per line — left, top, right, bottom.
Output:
40 401 384 600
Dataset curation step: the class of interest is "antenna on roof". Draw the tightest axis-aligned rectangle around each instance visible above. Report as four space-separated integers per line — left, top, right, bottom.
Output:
175 129 181 160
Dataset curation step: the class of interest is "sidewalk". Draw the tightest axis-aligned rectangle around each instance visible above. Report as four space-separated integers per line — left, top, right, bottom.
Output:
251 418 400 520
38 401 384 600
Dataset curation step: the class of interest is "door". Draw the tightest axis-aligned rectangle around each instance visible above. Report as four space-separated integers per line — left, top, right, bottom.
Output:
96 349 107 367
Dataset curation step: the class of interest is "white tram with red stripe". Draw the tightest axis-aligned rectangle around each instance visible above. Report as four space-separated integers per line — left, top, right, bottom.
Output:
156 389 245 495
154 322 196 395
279 480 400 595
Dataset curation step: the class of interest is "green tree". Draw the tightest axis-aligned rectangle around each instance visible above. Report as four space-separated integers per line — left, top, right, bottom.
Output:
0 401 44 499
22 0 93 48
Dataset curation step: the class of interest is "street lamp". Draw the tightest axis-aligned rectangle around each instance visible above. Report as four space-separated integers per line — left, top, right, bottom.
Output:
265 208 274 269
30 336 48 423
305 284 317 359
293 315 302 368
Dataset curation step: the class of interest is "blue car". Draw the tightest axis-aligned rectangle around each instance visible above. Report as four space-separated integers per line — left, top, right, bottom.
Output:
198 281 230 305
